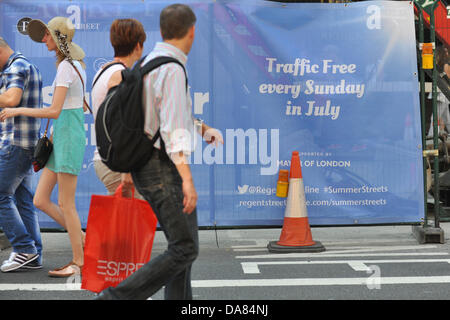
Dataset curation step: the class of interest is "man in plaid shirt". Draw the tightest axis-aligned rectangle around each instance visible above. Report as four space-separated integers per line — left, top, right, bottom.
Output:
0 36 43 272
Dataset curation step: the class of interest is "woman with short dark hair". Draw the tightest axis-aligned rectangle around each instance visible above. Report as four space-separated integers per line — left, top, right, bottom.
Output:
91 18 146 198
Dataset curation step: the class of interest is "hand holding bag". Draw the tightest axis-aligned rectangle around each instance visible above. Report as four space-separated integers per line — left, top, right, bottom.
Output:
32 119 53 172
81 184 157 293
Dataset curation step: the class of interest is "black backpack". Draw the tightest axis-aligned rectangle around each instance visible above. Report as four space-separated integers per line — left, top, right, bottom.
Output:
94 56 187 172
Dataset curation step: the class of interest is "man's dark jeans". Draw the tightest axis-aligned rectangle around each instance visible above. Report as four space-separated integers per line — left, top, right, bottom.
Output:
98 149 199 300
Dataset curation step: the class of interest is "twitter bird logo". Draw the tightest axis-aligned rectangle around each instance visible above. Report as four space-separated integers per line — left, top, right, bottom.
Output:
237 185 249 194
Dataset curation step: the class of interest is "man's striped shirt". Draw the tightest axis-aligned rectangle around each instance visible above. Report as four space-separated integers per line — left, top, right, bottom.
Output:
142 42 195 162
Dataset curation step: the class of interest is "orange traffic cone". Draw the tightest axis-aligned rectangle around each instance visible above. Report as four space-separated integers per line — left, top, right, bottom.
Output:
268 151 325 253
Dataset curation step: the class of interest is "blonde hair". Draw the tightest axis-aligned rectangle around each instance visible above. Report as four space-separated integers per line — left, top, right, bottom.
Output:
55 48 86 69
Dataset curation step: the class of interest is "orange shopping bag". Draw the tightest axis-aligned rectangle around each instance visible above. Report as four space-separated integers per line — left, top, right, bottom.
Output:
81 184 157 293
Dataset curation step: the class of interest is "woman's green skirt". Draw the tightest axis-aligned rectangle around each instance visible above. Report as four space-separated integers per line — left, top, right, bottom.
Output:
46 108 85 176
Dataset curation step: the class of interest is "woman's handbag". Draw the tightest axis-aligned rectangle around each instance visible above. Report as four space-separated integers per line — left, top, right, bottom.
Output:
81 184 157 293
32 119 53 172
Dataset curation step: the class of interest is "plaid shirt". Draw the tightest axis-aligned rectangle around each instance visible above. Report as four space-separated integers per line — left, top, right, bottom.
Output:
0 52 42 148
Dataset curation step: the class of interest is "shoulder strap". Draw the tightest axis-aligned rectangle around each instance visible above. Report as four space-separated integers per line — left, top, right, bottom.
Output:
140 56 188 90
69 61 92 114
92 61 126 89
43 119 51 137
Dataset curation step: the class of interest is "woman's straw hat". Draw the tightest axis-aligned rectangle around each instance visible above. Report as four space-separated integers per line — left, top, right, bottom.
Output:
26 17 85 60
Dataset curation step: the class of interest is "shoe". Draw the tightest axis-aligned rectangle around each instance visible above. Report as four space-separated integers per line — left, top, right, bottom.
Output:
48 261 82 278
1 251 18 265
94 292 108 300
93 288 120 300
22 260 43 270
0 252 39 272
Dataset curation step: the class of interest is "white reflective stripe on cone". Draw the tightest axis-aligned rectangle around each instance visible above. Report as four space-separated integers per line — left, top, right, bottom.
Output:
284 178 308 218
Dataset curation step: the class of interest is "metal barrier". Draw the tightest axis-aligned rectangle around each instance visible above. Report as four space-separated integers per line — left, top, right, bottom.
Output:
414 0 446 243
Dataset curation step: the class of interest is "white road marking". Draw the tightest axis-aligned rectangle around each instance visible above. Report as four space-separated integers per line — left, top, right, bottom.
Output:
232 245 440 252
319 239 419 246
235 252 449 259
0 283 83 291
348 261 372 272
230 239 419 249
3 275 450 291
236 245 441 259
232 245 377 252
231 240 269 248
241 258 450 274
193 276 450 287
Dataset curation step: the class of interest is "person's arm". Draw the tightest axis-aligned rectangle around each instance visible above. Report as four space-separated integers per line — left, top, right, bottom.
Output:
158 65 198 214
192 117 224 146
201 122 224 146
0 86 67 120
0 57 27 108
159 65 194 160
121 173 134 188
444 63 450 78
0 87 23 108
107 70 123 89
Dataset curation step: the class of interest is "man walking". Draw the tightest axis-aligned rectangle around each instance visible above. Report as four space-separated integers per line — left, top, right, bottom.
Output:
96 3 219 300
0 36 43 271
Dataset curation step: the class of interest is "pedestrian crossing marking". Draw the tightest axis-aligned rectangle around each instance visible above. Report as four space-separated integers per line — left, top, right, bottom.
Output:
241 258 450 274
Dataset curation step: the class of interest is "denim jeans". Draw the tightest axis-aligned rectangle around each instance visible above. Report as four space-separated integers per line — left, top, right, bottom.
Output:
99 149 199 300
0 145 42 263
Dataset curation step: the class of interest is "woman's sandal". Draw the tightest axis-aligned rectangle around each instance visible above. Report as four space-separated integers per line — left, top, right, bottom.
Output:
48 261 82 278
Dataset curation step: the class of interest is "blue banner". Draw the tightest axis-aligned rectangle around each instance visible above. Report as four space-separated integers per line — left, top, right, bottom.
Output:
0 0 423 228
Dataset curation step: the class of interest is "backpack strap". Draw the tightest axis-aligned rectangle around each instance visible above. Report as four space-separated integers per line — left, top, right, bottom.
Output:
150 128 161 145
140 56 188 90
138 56 187 158
92 61 126 89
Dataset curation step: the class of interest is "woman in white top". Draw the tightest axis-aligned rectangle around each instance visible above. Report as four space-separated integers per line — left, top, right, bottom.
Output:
91 19 146 198
1 17 88 277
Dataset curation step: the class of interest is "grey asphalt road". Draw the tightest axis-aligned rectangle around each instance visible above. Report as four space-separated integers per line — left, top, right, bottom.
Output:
1 223 450 303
